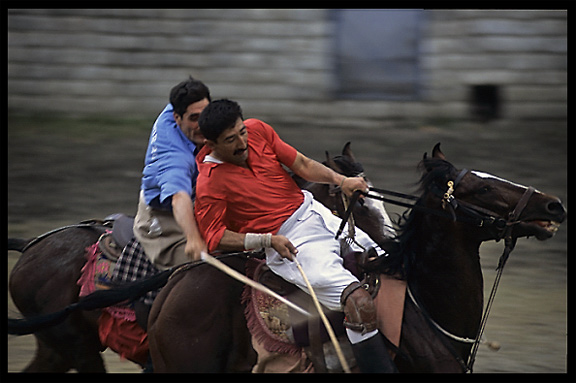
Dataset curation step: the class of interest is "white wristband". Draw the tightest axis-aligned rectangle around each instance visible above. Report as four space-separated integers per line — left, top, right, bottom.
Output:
244 233 272 250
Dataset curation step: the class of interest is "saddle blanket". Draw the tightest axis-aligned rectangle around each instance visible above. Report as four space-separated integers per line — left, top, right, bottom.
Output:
243 257 407 371
111 237 160 306
77 235 158 366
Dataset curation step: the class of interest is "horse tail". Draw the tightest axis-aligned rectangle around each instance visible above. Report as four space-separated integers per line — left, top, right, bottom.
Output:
8 268 174 335
7 238 32 252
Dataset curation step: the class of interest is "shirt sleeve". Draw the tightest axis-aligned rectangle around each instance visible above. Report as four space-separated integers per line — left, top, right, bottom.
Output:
247 119 298 167
157 153 195 203
194 187 228 253
142 104 197 206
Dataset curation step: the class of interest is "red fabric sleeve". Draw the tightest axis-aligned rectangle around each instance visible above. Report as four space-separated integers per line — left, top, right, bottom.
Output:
194 189 228 253
246 119 298 167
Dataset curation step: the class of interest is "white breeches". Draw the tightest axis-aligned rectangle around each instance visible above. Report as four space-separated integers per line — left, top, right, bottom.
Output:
265 191 384 312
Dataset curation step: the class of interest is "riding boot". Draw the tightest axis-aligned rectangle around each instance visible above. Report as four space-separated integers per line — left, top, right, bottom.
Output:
351 332 398 373
341 282 398 373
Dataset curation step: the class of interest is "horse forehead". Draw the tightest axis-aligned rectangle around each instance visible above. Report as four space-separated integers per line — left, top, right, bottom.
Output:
470 170 530 190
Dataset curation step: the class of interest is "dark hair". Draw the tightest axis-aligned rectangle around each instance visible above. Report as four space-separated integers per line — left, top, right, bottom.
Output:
169 76 211 117
198 99 244 142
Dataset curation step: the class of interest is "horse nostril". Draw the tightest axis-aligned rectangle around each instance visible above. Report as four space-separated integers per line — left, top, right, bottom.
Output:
547 200 566 220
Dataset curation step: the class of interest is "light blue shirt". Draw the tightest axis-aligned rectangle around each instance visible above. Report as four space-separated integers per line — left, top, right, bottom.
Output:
141 103 199 210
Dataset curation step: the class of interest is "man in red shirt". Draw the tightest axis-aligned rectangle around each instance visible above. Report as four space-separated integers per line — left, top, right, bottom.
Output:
194 99 397 373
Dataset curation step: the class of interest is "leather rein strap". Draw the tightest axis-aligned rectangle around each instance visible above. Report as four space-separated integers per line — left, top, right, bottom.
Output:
466 185 534 372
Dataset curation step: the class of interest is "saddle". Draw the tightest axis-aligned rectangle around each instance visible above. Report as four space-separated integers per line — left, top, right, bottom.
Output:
77 214 155 367
99 213 136 258
82 214 408 371
244 250 407 372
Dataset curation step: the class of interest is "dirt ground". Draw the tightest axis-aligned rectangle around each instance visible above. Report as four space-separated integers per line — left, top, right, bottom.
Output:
7 113 569 373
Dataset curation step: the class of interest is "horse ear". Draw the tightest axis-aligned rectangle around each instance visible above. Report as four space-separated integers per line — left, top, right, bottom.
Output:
342 142 356 162
325 151 342 173
421 151 434 172
432 143 446 160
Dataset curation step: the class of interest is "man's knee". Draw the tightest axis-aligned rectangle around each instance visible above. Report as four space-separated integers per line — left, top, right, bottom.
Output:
340 282 377 334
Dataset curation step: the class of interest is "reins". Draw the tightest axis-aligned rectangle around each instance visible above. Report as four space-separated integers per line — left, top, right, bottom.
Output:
466 185 534 372
336 169 536 373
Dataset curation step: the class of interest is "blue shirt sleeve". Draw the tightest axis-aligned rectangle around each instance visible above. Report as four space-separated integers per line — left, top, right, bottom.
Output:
141 104 198 210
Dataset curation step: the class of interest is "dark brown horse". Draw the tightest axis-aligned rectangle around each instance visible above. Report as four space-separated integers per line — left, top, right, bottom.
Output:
147 143 566 372
142 146 565 372
8 144 566 372
7 143 381 372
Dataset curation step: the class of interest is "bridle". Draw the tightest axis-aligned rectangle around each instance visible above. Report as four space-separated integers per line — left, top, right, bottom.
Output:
335 168 534 241
335 168 536 373
439 169 536 246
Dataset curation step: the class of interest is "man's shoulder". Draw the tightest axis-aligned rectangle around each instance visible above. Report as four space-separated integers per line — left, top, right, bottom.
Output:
244 118 276 141
245 118 275 129
154 103 175 125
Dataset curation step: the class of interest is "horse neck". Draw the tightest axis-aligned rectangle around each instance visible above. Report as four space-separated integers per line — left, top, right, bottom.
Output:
405 213 484 340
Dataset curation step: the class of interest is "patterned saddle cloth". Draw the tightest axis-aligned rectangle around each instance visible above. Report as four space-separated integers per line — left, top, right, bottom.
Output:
77 231 159 366
78 233 160 309
242 255 407 372
242 257 348 356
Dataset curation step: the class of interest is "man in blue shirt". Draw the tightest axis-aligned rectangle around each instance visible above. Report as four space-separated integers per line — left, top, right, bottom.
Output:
134 77 210 270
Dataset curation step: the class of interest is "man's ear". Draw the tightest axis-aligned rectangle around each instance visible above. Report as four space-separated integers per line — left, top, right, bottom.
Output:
173 111 182 127
205 139 217 150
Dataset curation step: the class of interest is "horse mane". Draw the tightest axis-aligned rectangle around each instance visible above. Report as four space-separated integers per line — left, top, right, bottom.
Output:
391 155 458 277
416 155 457 195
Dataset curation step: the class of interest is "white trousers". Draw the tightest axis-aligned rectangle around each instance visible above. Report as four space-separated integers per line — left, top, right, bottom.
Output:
265 191 383 312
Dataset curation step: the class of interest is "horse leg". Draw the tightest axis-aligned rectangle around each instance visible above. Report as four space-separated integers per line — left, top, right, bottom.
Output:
25 336 106 373
9 227 108 373
23 338 73 373
25 311 107 373
71 312 108 373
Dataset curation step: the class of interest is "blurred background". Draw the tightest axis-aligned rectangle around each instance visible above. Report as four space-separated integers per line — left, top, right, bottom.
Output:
7 9 567 127
7 9 569 373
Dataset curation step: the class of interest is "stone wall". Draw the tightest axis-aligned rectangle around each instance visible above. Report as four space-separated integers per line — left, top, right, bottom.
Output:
7 9 567 128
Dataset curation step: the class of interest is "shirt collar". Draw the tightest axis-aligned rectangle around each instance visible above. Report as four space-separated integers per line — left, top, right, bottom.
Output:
204 154 223 164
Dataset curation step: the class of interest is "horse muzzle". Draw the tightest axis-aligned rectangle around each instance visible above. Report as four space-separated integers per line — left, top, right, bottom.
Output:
516 196 566 240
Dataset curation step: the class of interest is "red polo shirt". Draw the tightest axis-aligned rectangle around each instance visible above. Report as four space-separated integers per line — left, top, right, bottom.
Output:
195 119 304 252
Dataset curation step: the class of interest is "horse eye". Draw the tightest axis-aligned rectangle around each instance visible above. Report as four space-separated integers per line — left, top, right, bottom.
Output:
477 186 491 194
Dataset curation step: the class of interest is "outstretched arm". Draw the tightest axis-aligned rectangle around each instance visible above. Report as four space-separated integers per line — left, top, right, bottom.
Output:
172 191 207 261
289 152 368 197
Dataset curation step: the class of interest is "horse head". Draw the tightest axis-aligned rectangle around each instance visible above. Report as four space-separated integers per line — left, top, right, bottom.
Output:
396 143 567 367
419 143 566 244
322 142 396 246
